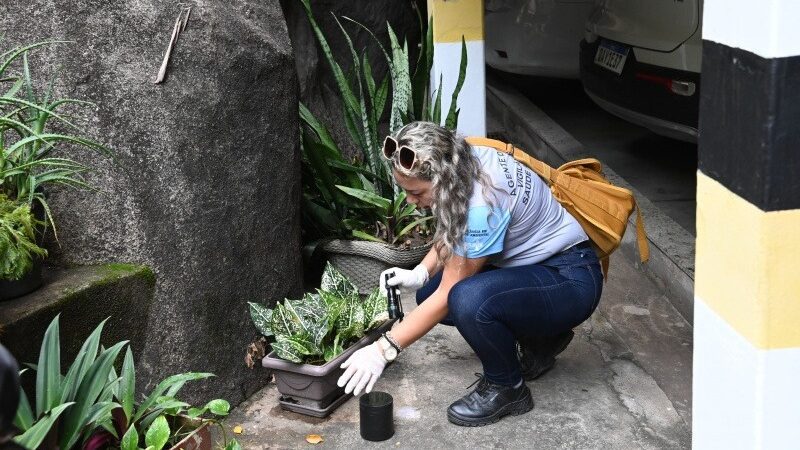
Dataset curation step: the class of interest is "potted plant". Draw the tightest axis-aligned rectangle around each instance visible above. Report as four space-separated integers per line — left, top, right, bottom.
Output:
0 193 47 299
0 40 109 301
11 316 240 450
298 1 467 292
249 263 393 417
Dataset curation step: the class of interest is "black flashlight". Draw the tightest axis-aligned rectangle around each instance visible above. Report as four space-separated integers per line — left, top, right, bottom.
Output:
385 272 404 321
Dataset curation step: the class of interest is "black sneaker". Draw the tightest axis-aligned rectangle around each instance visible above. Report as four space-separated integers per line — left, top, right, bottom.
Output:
517 330 575 381
447 373 534 427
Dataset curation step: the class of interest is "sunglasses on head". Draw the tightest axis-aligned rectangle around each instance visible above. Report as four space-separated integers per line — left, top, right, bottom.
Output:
382 136 417 170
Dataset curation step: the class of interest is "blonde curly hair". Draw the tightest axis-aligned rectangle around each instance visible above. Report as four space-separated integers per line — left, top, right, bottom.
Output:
388 121 493 263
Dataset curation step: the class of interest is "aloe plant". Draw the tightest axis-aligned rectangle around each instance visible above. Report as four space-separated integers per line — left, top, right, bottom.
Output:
249 263 389 364
12 316 235 450
0 40 110 243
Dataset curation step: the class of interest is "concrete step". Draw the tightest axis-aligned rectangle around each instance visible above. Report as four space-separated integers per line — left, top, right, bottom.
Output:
0 264 155 370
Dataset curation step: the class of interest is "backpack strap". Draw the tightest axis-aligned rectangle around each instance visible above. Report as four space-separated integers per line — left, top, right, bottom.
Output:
464 137 556 183
635 202 650 262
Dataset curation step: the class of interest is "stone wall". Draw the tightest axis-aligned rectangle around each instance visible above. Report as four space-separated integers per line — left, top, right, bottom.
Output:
0 0 303 405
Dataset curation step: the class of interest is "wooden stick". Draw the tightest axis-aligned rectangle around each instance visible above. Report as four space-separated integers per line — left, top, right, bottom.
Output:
154 14 183 84
182 7 191 32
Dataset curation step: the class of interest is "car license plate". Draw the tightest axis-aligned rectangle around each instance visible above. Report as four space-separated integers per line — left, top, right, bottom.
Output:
594 40 629 75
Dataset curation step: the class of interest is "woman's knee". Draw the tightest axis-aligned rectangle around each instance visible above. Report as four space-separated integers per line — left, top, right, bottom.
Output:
447 279 483 323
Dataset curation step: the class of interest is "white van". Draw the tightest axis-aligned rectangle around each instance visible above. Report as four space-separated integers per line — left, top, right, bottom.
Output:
486 0 596 79
579 0 703 142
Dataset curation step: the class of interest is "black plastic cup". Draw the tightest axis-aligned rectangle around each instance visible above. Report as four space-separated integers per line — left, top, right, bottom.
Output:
359 391 394 441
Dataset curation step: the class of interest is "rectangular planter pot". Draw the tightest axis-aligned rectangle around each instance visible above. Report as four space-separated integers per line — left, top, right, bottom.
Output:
170 423 212 450
262 319 395 417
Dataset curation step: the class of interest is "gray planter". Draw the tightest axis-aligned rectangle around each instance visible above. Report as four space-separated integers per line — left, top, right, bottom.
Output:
262 320 395 418
0 258 43 302
321 240 432 294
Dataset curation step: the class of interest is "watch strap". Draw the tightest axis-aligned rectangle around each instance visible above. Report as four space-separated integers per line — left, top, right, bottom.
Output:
383 332 403 353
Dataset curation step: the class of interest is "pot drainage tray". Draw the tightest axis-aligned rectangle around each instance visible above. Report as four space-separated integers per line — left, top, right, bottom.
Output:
279 391 352 418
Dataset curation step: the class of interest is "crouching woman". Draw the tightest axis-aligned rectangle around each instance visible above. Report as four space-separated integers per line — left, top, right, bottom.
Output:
337 121 603 426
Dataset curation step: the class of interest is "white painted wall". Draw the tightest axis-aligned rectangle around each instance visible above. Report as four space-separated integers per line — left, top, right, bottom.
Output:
431 40 486 137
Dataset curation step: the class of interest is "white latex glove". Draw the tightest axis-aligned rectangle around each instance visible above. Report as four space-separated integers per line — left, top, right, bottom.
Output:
337 342 387 396
379 264 429 296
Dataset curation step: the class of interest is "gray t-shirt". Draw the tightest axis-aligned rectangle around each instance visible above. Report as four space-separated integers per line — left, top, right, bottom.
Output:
453 145 588 266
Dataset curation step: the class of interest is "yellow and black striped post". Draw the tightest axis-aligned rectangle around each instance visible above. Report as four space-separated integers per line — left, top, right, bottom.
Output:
694 1 800 447
428 0 486 136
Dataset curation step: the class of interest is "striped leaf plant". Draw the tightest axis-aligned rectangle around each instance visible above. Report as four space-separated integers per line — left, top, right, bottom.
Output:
298 1 466 246
249 263 389 364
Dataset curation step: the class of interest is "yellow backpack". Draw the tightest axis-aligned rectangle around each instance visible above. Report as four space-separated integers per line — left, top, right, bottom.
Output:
465 137 649 277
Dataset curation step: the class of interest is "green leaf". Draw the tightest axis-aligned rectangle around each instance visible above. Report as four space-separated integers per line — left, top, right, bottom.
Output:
205 399 231 416
145 416 170 450
60 340 128 450
13 385 34 431
393 216 435 244
412 16 434 120
320 263 359 299
431 74 443 124
82 401 119 430
13 403 74 450
35 315 61 416
445 37 468 130
323 335 344 362
299 103 341 158
374 75 390 126
120 424 139 450
248 302 274 337
268 303 299 337
352 229 385 243
270 336 304 363
133 372 214 423
392 190 408 216
225 439 243 450
119 347 135 420
186 407 204 418
292 293 330 347
336 185 391 212
302 128 344 207
386 24 412 132
358 173 377 193
362 288 389 330
335 299 365 342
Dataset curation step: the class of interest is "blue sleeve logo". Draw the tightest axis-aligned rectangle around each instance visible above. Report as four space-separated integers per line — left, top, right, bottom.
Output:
455 206 511 258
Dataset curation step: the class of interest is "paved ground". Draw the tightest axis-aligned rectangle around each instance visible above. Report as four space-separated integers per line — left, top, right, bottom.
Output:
490 69 698 236
227 251 693 449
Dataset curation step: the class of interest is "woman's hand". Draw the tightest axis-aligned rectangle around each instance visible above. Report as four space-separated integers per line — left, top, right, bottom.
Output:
337 342 387 395
379 264 429 295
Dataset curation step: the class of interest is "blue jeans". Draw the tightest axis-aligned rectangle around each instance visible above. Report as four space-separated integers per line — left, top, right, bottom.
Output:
416 241 603 386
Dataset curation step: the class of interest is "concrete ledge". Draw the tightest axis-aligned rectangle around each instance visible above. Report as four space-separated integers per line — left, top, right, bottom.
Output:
487 78 695 322
0 264 156 367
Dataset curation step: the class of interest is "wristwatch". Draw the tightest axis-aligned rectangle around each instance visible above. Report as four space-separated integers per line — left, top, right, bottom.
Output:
377 332 402 362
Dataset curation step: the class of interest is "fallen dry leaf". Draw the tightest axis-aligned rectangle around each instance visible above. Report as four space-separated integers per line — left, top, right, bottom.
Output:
245 336 268 369
233 425 243 434
306 434 324 444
